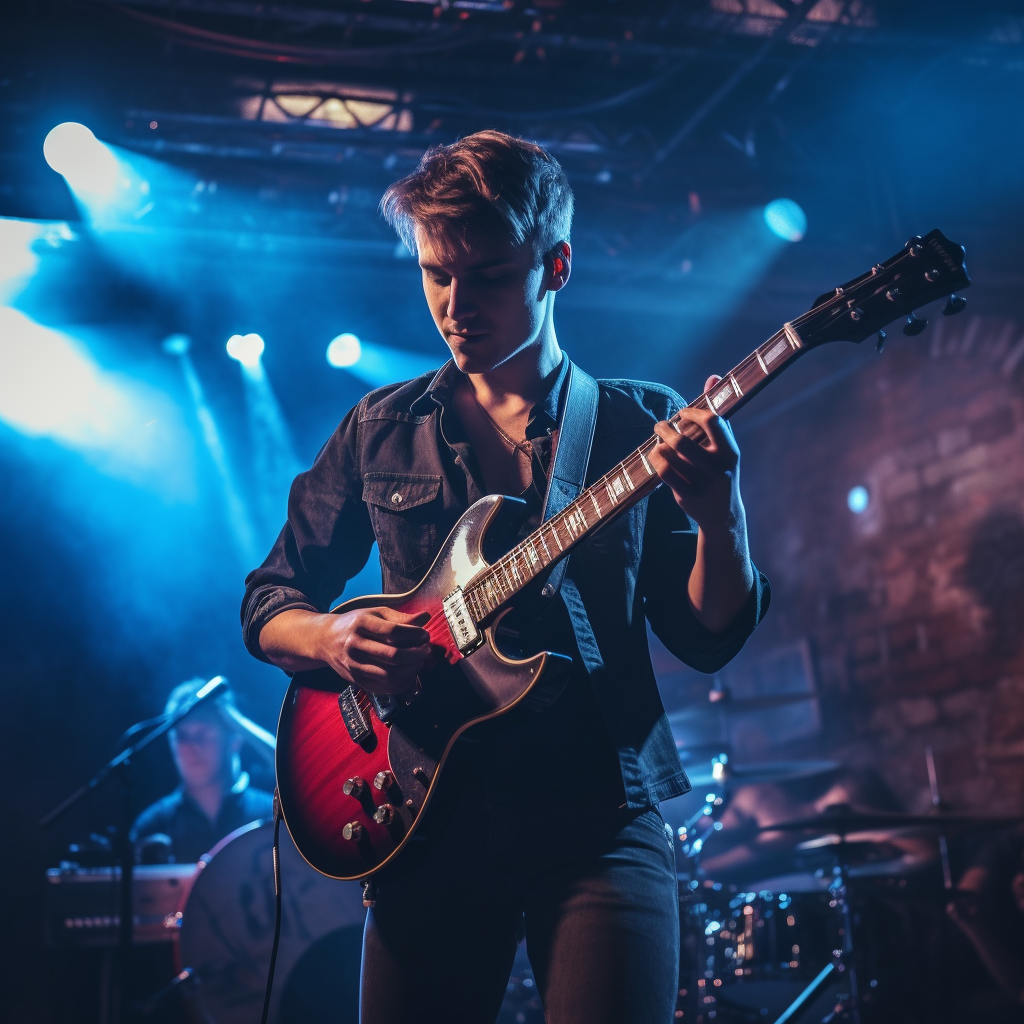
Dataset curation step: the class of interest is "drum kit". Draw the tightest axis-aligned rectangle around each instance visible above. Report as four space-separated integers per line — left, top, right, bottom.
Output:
667 701 1021 1024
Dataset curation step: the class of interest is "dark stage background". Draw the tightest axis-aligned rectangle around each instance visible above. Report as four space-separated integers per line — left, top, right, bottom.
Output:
2 1 1024 1021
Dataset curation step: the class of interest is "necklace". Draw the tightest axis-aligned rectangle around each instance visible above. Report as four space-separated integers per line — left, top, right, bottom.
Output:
469 388 533 460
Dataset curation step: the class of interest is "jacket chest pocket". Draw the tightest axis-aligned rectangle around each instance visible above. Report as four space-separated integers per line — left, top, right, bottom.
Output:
363 473 443 578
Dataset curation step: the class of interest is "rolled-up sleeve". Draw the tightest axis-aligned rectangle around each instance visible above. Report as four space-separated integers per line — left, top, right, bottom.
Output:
639 474 770 675
241 401 376 662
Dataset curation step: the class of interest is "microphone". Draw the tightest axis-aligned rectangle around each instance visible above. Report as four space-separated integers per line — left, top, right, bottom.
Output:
193 675 228 703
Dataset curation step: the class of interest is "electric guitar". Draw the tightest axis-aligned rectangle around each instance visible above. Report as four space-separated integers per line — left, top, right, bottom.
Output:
276 229 970 880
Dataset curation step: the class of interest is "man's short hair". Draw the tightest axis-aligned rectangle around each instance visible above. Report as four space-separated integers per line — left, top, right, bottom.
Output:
164 677 236 720
380 130 573 260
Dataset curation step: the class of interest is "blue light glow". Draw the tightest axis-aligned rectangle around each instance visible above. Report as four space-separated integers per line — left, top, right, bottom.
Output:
43 122 121 198
161 333 191 356
326 333 362 368
226 332 265 367
327 338 437 388
848 485 870 513
0 307 191 493
763 198 807 242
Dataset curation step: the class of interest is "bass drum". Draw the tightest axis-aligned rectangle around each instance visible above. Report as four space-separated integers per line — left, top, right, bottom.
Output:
176 821 365 1024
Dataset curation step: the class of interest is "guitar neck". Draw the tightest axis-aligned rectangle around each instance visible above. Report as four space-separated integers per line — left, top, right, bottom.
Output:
462 321 808 622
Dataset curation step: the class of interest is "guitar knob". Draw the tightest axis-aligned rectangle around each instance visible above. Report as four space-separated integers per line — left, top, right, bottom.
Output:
342 822 364 842
876 330 886 354
942 295 967 316
373 804 395 825
373 771 395 792
343 777 366 798
903 314 928 336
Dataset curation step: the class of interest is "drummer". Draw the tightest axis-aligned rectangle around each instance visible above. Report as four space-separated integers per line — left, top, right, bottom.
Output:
132 678 274 863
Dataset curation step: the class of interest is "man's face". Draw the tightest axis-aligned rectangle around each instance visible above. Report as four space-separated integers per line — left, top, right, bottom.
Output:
416 222 551 375
169 711 237 791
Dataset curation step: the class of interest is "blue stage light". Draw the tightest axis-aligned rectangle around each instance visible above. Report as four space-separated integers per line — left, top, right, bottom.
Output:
162 334 191 356
226 332 265 367
326 333 362 368
43 122 120 197
763 199 807 242
847 485 870 513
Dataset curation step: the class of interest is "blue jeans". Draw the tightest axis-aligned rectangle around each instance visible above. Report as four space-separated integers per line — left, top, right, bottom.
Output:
360 793 680 1024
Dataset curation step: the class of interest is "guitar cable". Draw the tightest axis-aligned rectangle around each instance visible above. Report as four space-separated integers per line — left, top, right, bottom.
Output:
260 790 284 1024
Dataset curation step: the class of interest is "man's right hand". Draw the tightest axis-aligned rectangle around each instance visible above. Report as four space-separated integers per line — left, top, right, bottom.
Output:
258 607 432 695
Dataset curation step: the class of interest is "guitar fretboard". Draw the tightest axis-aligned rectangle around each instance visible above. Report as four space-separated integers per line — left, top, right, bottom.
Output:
461 322 806 623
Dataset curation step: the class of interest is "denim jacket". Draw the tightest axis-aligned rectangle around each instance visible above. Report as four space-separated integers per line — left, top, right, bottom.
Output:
241 357 769 808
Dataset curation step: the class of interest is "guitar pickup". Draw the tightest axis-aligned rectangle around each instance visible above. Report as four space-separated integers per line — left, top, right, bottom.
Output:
443 587 483 655
338 686 373 744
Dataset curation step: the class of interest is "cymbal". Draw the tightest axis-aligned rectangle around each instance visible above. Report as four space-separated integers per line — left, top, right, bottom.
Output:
668 692 816 725
685 759 840 788
760 806 1024 837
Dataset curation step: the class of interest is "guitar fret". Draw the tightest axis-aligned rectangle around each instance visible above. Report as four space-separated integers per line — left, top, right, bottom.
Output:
498 563 512 594
783 322 804 350
620 463 634 490
639 448 654 475
552 523 564 550
589 491 602 519
539 532 552 560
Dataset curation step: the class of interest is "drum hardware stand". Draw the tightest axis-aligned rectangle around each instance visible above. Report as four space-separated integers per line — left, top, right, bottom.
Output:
925 745 953 890
769 847 861 1024
38 675 230 1024
773 963 836 1024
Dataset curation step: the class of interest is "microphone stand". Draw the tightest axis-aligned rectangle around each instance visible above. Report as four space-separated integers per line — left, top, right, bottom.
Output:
39 676 229 1024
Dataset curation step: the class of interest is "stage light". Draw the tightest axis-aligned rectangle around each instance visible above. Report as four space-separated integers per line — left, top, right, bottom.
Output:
226 332 265 367
327 333 362 368
848 485 869 513
162 334 191 356
327 338 437 388
43 122 120 197
763 199 807 243
0 306 193 494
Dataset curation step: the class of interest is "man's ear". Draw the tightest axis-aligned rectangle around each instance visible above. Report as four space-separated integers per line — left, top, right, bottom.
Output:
544 240 571 292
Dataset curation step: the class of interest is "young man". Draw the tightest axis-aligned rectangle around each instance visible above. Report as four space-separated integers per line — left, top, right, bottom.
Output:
132 678 274 863
242 130 769 1023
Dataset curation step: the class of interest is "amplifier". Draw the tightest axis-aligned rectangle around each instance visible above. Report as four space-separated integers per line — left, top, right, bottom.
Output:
44 864 198 946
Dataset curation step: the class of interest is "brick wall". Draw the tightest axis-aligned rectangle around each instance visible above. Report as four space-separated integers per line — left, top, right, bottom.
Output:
717 315 1024 814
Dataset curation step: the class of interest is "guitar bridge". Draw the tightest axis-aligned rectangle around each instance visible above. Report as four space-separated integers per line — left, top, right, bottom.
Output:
338 686 373 744
442 587 483 655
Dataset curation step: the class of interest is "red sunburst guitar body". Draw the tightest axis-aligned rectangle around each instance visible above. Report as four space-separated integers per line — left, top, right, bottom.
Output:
275 493 571 881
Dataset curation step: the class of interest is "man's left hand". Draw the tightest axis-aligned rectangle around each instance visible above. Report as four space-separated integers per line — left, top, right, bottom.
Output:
649 375 744 534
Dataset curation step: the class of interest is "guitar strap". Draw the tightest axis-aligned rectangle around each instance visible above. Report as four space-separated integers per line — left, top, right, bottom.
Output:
537 359 600 601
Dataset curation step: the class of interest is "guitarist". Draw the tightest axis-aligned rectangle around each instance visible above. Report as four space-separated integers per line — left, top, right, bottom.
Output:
241 130 769 1024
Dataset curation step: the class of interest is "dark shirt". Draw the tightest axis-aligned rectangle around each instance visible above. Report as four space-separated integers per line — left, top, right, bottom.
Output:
131 774 274 863
241 356 770 809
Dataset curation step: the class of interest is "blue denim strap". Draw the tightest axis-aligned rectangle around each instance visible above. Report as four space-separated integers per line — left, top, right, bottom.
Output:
538 360 599 601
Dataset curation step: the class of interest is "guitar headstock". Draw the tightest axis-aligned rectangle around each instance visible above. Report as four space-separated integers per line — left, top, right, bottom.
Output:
798 229 970 350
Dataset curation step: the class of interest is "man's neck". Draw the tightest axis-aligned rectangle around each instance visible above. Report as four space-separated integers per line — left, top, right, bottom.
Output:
465 334 563 414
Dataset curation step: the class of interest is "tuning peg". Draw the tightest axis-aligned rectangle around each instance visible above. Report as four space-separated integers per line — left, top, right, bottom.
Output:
942 295 967 316
876 329 886 353
903 313 928 336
